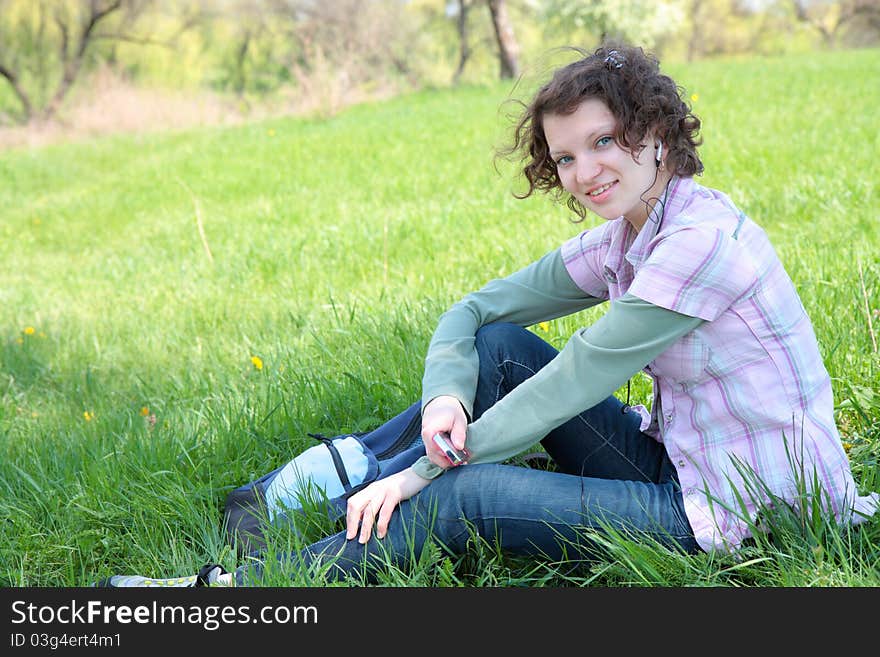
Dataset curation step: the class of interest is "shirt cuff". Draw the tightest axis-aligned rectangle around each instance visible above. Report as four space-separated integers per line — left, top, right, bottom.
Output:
411 456 445 480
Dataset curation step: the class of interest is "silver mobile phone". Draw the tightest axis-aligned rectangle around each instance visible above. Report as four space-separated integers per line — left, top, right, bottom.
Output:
431 432 468 466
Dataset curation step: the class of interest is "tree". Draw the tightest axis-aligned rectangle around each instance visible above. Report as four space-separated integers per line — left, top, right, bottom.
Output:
686 0 707 61
451 0 475 83
790 0 880 45
540 0 685 51
486 0 520 78
256 0 427 114
446 0 522 82
0 0 155 124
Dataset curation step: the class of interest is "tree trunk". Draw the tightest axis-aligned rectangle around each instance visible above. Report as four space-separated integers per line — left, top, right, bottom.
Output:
486 0 519 79
234 30 251 96
42 0 123 120
453 0 472 84
686 0 705 62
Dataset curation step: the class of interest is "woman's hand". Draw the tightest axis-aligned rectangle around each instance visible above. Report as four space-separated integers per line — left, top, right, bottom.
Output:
345 468 431 544
421 395 469 469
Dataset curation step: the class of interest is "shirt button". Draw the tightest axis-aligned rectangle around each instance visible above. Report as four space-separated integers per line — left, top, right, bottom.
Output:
677 459 686 468
685 488 696 496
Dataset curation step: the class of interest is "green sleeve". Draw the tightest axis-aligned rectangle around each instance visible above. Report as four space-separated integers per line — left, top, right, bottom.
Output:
421 247 602 418
411 293 704 480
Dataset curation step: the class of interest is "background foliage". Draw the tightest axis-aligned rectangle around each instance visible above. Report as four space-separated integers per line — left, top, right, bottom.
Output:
1 0 879 128
1 44 878 586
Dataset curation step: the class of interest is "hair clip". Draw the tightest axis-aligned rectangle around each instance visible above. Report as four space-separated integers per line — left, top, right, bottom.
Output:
603 50 625 69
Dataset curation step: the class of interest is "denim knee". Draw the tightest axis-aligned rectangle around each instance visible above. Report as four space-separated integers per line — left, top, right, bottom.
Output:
474 321 529 354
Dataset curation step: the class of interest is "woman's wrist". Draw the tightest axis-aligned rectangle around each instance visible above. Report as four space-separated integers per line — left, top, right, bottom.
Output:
402 466 434 496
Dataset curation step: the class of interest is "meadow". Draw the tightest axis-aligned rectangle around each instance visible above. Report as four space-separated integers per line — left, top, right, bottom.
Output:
1 48 878 587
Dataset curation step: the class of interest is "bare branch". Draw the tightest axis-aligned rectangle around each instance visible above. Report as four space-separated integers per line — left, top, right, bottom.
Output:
54 10 70 63
0 61 34 121
76 0 124 60
90 32 174 49
44 0 126 120
788 0 877 44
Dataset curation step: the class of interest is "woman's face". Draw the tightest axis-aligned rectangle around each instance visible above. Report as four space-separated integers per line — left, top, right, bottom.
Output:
543 98 670 232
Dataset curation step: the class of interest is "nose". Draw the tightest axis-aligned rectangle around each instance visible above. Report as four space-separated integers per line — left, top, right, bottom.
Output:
575 153 600 185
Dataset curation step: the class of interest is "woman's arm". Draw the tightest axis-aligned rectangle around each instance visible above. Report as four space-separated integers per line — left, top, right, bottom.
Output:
412 293 704 479
421 247 601 466
422 247 602 418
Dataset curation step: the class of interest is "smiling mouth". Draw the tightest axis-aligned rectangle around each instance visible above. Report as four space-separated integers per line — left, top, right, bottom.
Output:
587 181 616 197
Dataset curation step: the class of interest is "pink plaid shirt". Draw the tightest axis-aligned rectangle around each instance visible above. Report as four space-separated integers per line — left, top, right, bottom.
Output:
561 175 878 552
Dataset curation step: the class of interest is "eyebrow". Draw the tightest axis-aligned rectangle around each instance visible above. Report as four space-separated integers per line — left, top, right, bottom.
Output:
548 124 616 158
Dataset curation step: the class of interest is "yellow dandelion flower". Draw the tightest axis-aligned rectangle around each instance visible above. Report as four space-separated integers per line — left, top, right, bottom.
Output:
16 337 23 345
538 322 550 332
691 93 699 102
842 442 853 453
251 355 263 370
140 407 150 416
267 129 276 137
83 411 94 422
23 326 35 335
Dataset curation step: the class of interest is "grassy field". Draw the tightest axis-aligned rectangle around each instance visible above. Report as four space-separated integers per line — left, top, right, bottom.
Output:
1 48 878 587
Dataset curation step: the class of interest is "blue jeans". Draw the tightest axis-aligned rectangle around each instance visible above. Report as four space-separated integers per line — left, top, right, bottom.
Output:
236 322 699 584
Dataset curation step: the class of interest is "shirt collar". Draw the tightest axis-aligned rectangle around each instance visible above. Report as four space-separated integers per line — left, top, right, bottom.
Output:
626 175 693 267
602 176 694 279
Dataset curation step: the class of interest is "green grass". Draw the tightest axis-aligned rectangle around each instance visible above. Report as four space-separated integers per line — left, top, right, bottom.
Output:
1 48 878 587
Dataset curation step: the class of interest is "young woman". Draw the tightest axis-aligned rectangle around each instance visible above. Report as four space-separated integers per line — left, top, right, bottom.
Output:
100 43 877 587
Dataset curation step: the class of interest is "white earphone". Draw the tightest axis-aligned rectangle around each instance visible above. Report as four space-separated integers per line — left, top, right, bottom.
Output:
655 142 663 166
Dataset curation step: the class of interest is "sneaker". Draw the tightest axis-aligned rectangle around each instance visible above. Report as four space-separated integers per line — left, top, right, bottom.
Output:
92 564 230 587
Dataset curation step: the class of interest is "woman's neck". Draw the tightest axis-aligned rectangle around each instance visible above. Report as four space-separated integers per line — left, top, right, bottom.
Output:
625 171 674 233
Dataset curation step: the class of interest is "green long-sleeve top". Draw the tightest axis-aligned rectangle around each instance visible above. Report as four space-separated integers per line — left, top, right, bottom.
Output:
411 247 704 480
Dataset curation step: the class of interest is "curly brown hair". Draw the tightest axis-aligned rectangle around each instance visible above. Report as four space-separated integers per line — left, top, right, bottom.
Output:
499 43 703 220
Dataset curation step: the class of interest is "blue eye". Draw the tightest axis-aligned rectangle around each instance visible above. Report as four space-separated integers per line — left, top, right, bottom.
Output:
596 136 613 147
555 155 573 166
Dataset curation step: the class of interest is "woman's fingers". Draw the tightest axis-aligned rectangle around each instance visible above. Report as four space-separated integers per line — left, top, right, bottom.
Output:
421 425 450 467
358 501 376 544
425 437 448 468
450 416 469 452
345 496 364 540
346 495 377 544
346 491 375 539
422 424 458 467
345 473 413 543
402 395 473 469
422 395 469 462
375 494 398 539
346 489 397 544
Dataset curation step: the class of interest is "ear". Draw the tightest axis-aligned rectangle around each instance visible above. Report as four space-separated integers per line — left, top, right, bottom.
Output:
642 128 663 166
